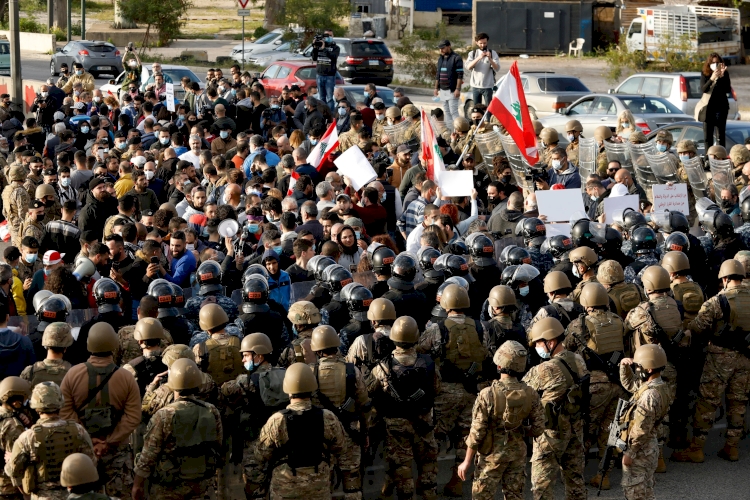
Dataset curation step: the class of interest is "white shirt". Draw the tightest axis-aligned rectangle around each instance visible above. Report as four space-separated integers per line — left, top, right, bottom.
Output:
179 150 201 169
468 49 500 89
406 223 425 255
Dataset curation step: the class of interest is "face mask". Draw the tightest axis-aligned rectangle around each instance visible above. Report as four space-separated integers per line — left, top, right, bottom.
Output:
325 36 333 43
535 346 551 359
634 365 650 382
93 97 101 103
74 91 80 97
37 212 46 221
572 265 581 278
721 199 735 210
591 195 598 201
231 88 237 96
679 154 690 162
519 285 529 296
76 70 83 76
25 253 37 264
502 174 512 184
551 159 563 170
129 61 137 68
381 192 386 202
144 170 154 180
338 108 347 117
220 131 230 139
186 244 195 251
117 142 127 150
310 139 318 146
178 114 185 120
657 143 668 153
41 92 48 98
567 134 575 142
272 245 282 255
244 360 256 372
60 178 70 188
621 123 630 129
354 231 361 239
710 63 718 71
80 126 90 134
271 104 280 109
376 114 385 121
247 223 259 233
159 137 170 145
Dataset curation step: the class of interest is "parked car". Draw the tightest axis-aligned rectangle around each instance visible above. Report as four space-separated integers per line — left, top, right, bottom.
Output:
50 40 123 78
612 72 740 120
461 72 590 119
338 85 396 107
247 40 302 68
258 61 344 97
99 65 204 102
646 121 750 156
230 28 304 63
293 38 393 85
0 38 9 76
539 94 694 139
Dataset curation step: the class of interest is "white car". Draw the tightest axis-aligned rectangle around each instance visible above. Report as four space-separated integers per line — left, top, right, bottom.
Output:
100 65 204 102
230 28 304 63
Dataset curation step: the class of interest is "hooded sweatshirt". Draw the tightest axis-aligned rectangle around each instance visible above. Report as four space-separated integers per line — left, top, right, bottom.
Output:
0 328 35 378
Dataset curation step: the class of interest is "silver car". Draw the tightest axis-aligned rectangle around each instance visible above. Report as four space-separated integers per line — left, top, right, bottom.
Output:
50 40 123 78
230 28 304 62
612 72 740 120
538 94 694 139
247 40 302 67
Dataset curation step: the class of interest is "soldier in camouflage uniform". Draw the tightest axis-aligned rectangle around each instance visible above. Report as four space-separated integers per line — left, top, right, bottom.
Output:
450 118 476 160
402 104 422 148
6 382 96 500
185 261 242 346
278 301 320 367
538 128 560 166
594 126 613 176
22 156 43 201
619 345 671 500
675 140 701 226
254 363 353 500
624 227 660 288
672 260 750 464
20 322 73 388
597 260 646 321
116 299 174 366
523 317 589 500
530 271 584 331
19 200 46 251
372 102 387 146
369 317 440 500
483 286 527 356
346 297 397 378
457 341 544 500
736 197 750 248
133 358 223 500
565 120 583 168
35 183 60 227
60 453 117 500
191 304 243 389
0 377 31 500
16 236 42 285
337 112 365 153
568 246 600 303
2 165 29 246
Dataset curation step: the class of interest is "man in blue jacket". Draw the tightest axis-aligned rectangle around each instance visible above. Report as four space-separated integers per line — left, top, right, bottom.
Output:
535 147 582 190
163 230 197 288
0 300 35 378
263 249 291 311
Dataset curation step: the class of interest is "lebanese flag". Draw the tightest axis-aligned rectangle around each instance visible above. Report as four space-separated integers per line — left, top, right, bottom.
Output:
307 121 340 170
286 171 300 196
419 109 445 182
487 61 539 166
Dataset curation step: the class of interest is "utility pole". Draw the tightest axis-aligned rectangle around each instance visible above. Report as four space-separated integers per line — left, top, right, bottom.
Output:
47 0 53 31
80 0 85 39
8 0 22 110
67 0 71 41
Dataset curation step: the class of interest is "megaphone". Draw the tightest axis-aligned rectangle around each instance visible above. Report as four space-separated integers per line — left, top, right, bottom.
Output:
218 219 239 238
72 257 95 281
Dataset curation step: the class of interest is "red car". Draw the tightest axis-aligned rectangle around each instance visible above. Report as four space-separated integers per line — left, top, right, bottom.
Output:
259 61 345 97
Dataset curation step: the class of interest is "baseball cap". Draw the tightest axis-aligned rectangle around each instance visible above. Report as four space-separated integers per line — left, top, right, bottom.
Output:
438 40 451 48
336 193 351 202
610 183 629 197
344 217 364 228
43 250 65 265
396 144 411 154
73 102 85 110
53 111 65 122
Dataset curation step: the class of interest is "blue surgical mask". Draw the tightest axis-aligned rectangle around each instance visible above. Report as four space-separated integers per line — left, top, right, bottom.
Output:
621 123 630 129
178 114 186 120
231 88 237 95
657 143 668 153
519 285 529 296
679 154 690 162
117 142 127 150
572 265 581 278
244 360 256 372
591 196 598 201
44 269 52 277
325 36 333 43
567 134 575 142
271 104 280 109
273 245 282 255
76 70 83 76
355 231 361 239
551 159 562 170
61 178 70 188
24 253 37 264
338 108 346 116
381 192 386 202
310 139 318 146
220 131 230 139
247 223 259 233
160 137 170 145
536 346 551 359
292 325 300 338
80 126 90 134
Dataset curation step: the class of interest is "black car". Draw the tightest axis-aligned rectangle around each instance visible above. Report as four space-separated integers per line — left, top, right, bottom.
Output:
296 38 394 86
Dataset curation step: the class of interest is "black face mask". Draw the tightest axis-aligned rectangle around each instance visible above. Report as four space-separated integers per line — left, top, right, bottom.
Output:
634 365 650 382
35 213 45 222
502 174 512 184
721 199 736 212
44 199 54 208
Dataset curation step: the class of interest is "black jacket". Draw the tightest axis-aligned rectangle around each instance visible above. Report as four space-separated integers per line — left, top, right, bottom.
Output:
312 42 341 77
700 70 731 116
77 191 118 240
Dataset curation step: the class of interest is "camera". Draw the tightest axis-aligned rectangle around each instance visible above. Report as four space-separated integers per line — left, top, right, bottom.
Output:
313 34 326 49
127 42 135 52
201 105 214 116
261 109 272 118
525 166 549 185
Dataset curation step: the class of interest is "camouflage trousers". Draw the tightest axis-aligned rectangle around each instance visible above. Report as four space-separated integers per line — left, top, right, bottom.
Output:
692 346 750 447
336 430 362 500
269 462 332 500
585 372 626 459
99 443 134 500
530 427 586 500
621 438 659 500
30 489 69 500
471 452 526 500
433 382 475 462
149 477 213 500
383 417 438 500
0 493 23 500
242 439 265 498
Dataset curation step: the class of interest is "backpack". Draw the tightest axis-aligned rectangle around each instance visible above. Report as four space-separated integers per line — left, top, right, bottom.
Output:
610 283 643 318
477 381 535 454
438 318 485 382
542 302 584 330
160 399 219 483
672 281 703 315
550 351 590 421
380 354 435 419
198 337 242 385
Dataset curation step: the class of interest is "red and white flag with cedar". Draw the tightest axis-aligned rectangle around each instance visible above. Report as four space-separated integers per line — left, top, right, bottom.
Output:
419 109 445 182
307 120 340 170
487 61 539 166
286 171 300 196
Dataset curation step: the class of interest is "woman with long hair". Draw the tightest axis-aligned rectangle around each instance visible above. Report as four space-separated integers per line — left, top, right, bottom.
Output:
699 52 731 147
44 268 87 309
289 130 305 150
337 226 364 271
615 109 638 141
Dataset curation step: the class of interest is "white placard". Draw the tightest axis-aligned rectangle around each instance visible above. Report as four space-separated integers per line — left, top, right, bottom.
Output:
546 223 571 237
652 183 689 215
334 146 377 191
437 170 474 197
536 189 585 223
603 194 639 224
165 83 175 112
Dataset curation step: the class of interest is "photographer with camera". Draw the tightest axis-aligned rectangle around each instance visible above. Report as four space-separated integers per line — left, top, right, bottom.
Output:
31 85 58 133
311 29 340 111
534 147 581 190
121 42 142 92
466 32 499 107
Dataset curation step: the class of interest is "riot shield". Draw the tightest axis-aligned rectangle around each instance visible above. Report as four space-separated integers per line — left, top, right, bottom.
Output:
230 289 243 307
383 119 411 147
627 142 657 188
474 130 504 165
645 153 680 184
8 316 37 337
290 281 317 304
352 271 376 290
603 141 633 175
682 156 709 200
589 222 607 244
578 138 599 188
741 186 750 204
500 134 535 191
709 158 733 199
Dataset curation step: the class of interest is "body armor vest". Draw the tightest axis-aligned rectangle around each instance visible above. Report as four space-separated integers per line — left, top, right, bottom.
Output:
671 281 704 325
608 282 644 319
159 399 219 483
380 354 435 418
542 301 585 329
584 312 625 355
27 360 71 387
80 363 120 438
649 296 683 338
198 337 242 386
278 406 327 474
32 421 83 483
129 354 167 397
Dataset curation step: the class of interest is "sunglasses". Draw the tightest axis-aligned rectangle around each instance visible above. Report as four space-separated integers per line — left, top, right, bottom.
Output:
607 168 619 172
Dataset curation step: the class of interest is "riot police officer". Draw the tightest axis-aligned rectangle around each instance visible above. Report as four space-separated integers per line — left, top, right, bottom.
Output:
416 246 444 311
148 280 193 346
701 209 748 297
382 253 430 328
370 246 396 299
519 217 554 276
320 264 355 333
623 226 660 288
467 232 501 318
544 234 578 286
239 276 289 358
304 256 337 309
339 283 374 354
185 260 239 328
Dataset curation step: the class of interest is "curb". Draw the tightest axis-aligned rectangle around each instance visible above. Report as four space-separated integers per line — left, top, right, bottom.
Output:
388 84 433 96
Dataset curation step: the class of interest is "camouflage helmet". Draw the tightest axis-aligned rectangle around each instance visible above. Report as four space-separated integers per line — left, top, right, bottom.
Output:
655 129 673 144
385 106 401 119
629 131 647 144
240 333 273 355
401 103 419 119
60 453 99 487
493 340 528 373
533 120 544 136
565 120 583 133
730 144 750 166
366 297 397 321
9 165 25 182
287 301 321 325
569 246 598 267
596 259 625 285
735 250 750 277
198 303 230 331
133 317 165 341
439 283 470 310
718 259 746 279
676 140 697 154
707 144 727 159
453 117 470 133
0 376 31 403
87 323 118 353
42 322 73 348
594 126 612 141
633 343 667 370
539 127 559 144
283 362 318 394
488 285 517 308
543 271 572 294
529 317 565 344
161 344 195 368
30 381 64 412
661 251 690 274
35 183 56 199
390 316 419 343
641 266 670 292
168 358 203 391
579 282 609 308
310 325 341 351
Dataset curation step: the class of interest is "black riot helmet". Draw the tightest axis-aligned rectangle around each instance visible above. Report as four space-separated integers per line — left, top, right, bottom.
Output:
571 219 600 249
388 253 418 290
324 265 353 293
622 208 647 235
172 284 186 313
93 278 122 314
36 296 68 324
664 231 690 253
500 265 519 287
543 235 573 259
699 209 734 238
741 197 750 223
242 264 270 285
520 217 547 246
443 240 468 255
196 260 223 294
434 254 474 283
663 210 690 234
309 256 337 283
631 226 657 254
149 281 178 318
242 277 270 314
418 246 443 279
371 246 396 276
467 233 495 267
507 246 532 266
346 285 374 321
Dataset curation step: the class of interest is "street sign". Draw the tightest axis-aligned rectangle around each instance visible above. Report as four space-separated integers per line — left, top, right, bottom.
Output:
238 9 250 16
237 0 250 8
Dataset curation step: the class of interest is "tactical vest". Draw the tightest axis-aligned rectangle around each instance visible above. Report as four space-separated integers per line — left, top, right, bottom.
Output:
128 354 167 397
620 380 670 443
31 421 83 483
80 363 120 438
438 318 485 384
158 399 219 483
549 351 589 422
608 282 643 319
291 336 316 364
359 331 395 369
649 296 683 339
542 301 585 330
671 281 704 323
27 360 71 387
477 380 535 455
277 406 327 474
584 312 625 356
314 361 358 432
485 317 527 354
198 337 242 385
711 288 750 351
380 354 435 419
246 368 289 437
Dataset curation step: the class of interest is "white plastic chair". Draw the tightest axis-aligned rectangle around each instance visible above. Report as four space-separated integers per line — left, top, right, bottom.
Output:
568 38 585 57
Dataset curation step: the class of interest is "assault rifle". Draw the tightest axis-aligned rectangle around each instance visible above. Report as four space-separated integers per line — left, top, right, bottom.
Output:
597 398 630 496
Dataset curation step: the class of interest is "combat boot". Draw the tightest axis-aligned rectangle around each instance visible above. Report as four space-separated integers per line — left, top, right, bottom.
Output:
380 477 394 498
670 437 705 463
589 473 610 490
717 443 739 462
443 465 464 497
655 447 667 473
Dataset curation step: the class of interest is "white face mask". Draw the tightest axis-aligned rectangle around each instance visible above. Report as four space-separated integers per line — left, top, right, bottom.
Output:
710 63 718 71
144 170 154 180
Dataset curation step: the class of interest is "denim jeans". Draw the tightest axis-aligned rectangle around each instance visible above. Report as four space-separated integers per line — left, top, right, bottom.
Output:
443 96 460 131
472 87 493 107
316 74 336 110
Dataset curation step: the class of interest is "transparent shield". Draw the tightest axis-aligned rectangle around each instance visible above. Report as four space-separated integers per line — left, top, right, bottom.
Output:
474 130 504 158
589 222 607 243
695 196 720 217
741 186 750 204
578 137 599 188
603 141 633 175
569 211 590 227
353 271 376 289
231 289 243 307
645 153 680 184
383 119 411 146
650 211 670 229
628 142 657 187
513 263 540 283
709 158 733 199
290 281 317 304
682 156 709 200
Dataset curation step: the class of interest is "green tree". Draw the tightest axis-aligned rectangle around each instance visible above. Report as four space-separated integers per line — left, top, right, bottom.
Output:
118 0 192 47
278 0 351 41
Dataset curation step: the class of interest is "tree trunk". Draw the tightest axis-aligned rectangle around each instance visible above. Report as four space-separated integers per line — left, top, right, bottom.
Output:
113 0 137 29
53 0 67 28
264 0 285 29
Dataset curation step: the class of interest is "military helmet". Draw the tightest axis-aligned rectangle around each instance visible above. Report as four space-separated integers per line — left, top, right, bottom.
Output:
641 266 670 292
539 127 559 144
87 322 118 353
388 253 418 289
310 325 341 351
543 271 572 294
434 253 474 283
533 120 544 136
417 246 443 279
35 183 56 199
42 322 73 348
308 256 337 283
0 376 31 403
161 344 195 368
390 316 419 343
196 260 223 294
579 282 609 308
323 264 353 293
242 263 270 285
676 140 697 154
569 246 598 267
149 281 178 317
60 453 99 487
372 246 396 276
664 231 689 254
168 358 203 391
707 144 728 159
565 120 583 133
741 197 750 223
655 129 673 144
453 117 470 133
718 259 746 279
529 317 565 343
32 290 53 314
594 125 613 141
596 259 625 285
633 343 667 370
631 226 657 254
629 131 648 144
440 283 470 310
199 303 230 331
240 332 273 355
9 164 25 182
243 276 269 305
730 144 750 166
545 234 573 258
367 297 397 321
283 362 318 394
287 300 321 325
735 251 750 277
36 296 67 324
346 285 373 320
401 104 418 119
133 317 165 341
93 278 122 313
493 340 528 373
661 250 690 274
488 285 517 308
385 106 401 120
30 381 64 412
467 233 495 267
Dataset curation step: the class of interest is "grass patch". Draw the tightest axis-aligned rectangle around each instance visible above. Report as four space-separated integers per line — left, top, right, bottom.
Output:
138 52 264 72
